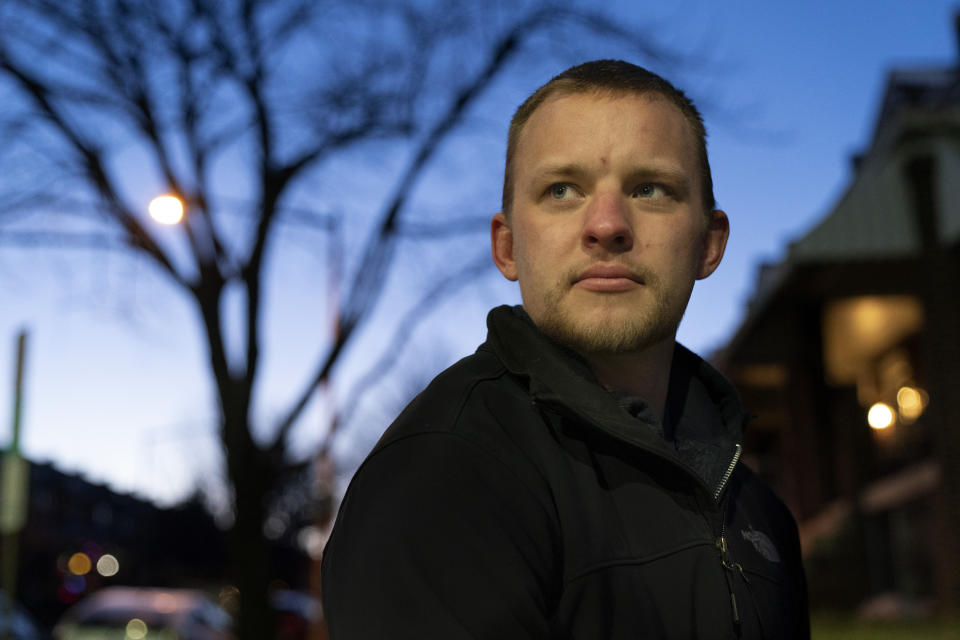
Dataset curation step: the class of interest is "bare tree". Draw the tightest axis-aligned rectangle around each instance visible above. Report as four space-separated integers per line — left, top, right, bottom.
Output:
0 0 697 636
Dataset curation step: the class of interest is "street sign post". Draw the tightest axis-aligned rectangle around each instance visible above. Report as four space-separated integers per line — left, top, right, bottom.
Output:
1 331 28 640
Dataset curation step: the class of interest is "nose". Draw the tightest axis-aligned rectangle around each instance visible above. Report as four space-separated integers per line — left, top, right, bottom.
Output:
581 192 634 253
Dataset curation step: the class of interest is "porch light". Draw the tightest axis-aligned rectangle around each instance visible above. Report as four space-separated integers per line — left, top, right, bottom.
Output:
867 402 895 430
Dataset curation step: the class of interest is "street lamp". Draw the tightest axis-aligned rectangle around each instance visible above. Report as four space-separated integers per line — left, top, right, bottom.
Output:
148 195 184 225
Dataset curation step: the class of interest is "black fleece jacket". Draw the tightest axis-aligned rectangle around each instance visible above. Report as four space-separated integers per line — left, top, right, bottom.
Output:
322 306 809 639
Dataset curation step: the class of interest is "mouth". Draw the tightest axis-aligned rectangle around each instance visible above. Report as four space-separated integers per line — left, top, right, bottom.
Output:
573 265 644 292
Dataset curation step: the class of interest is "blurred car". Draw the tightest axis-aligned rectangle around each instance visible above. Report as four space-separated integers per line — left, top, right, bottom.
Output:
270 590 321 640
53 586 235 640
0 590 42 640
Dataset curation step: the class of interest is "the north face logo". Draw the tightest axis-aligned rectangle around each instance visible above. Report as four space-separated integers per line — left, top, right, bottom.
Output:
741 526 781 563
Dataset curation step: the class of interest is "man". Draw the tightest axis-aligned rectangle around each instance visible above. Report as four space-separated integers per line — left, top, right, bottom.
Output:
322 60 809 639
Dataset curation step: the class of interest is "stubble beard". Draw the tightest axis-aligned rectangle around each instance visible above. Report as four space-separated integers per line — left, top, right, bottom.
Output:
532 269 688 357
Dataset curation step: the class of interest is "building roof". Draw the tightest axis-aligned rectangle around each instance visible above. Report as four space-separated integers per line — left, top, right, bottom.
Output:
725 56 960 358
787 66 960 266
872 67 960 141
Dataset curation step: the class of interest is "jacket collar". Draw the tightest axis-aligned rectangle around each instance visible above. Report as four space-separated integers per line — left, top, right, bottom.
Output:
483 305 745 496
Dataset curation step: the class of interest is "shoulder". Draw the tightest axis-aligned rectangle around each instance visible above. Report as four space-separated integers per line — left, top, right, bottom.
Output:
321 350 562 636
322 348 560 599
337 345 555 514
334 342 559 524
372 345 543 456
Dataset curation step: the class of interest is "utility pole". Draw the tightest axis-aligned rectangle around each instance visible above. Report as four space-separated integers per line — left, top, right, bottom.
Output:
1 331 29 640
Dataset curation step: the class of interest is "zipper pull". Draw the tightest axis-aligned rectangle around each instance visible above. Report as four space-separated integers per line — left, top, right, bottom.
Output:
717 536 733 570
736 562 750 585
717 536 743 636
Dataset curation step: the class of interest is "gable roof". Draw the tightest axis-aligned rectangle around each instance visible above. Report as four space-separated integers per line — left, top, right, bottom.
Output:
787 66 960 266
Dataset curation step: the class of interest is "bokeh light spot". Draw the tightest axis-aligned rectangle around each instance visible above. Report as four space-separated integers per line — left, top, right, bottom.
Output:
297 525 326 560
868 402 895 430
64 574 86 595
896 386 928 422
68 552 92 575
126 618 148 640
57 584 81 604
148 195 184 225
96 553 120 577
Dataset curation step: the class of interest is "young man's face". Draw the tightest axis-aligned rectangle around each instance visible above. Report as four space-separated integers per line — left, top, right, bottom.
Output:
491 92 728 356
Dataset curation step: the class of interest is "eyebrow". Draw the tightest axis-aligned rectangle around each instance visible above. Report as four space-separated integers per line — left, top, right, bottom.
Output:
529 163 587 183
530 162 691 188
625 166 691 188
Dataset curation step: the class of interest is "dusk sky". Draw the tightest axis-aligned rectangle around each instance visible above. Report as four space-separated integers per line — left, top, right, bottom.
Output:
2 0 957 507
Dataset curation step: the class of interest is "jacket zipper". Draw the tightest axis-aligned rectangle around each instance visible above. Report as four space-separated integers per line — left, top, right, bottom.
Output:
715 443 743 636
539 400 744 504
713 443 741 501
716 535 741 636
540 402 752 635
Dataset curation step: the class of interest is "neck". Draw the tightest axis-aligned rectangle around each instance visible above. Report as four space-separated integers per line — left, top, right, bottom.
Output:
581 339 676 423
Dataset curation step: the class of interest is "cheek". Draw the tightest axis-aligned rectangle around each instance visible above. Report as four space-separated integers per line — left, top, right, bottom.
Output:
513 224 555 268
654 228 706 277
664 221 706 255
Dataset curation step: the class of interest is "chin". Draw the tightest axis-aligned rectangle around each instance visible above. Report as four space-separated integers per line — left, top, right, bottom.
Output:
537 306 676 356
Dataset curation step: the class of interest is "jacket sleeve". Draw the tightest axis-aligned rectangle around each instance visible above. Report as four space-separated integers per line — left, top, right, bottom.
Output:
321 432 559 640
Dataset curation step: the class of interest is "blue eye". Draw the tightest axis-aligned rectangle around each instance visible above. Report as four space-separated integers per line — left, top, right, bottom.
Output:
634 183 666 198
549 183 572 199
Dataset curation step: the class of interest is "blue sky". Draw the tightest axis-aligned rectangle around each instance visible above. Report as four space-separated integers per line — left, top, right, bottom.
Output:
1 1 957 506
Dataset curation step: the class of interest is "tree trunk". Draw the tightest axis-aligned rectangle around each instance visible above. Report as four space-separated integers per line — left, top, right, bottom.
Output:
224 411 275 640
231 480 273 640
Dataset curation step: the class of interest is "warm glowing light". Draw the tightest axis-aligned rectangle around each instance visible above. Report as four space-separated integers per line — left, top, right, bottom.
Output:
148 195 184 224
125 618 148 640
868 403 896 430
96 553 120 577
897 386 928 421
897 386 922 410
68 552 92 576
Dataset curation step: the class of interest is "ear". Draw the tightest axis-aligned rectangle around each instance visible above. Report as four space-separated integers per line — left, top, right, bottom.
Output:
491 212 518 281
696 209 729 280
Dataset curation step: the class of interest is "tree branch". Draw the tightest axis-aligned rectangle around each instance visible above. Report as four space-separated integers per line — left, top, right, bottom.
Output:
0 230 127 250
329 250 492 444
267 12 534 449
0 46 189 289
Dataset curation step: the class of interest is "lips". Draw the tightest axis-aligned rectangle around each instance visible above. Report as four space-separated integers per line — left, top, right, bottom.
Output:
573 264 643 292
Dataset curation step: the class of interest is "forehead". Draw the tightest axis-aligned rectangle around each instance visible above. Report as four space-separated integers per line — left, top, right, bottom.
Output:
514 91 699 175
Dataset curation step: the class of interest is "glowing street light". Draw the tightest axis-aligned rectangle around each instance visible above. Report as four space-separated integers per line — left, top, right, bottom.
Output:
148 195 184 225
